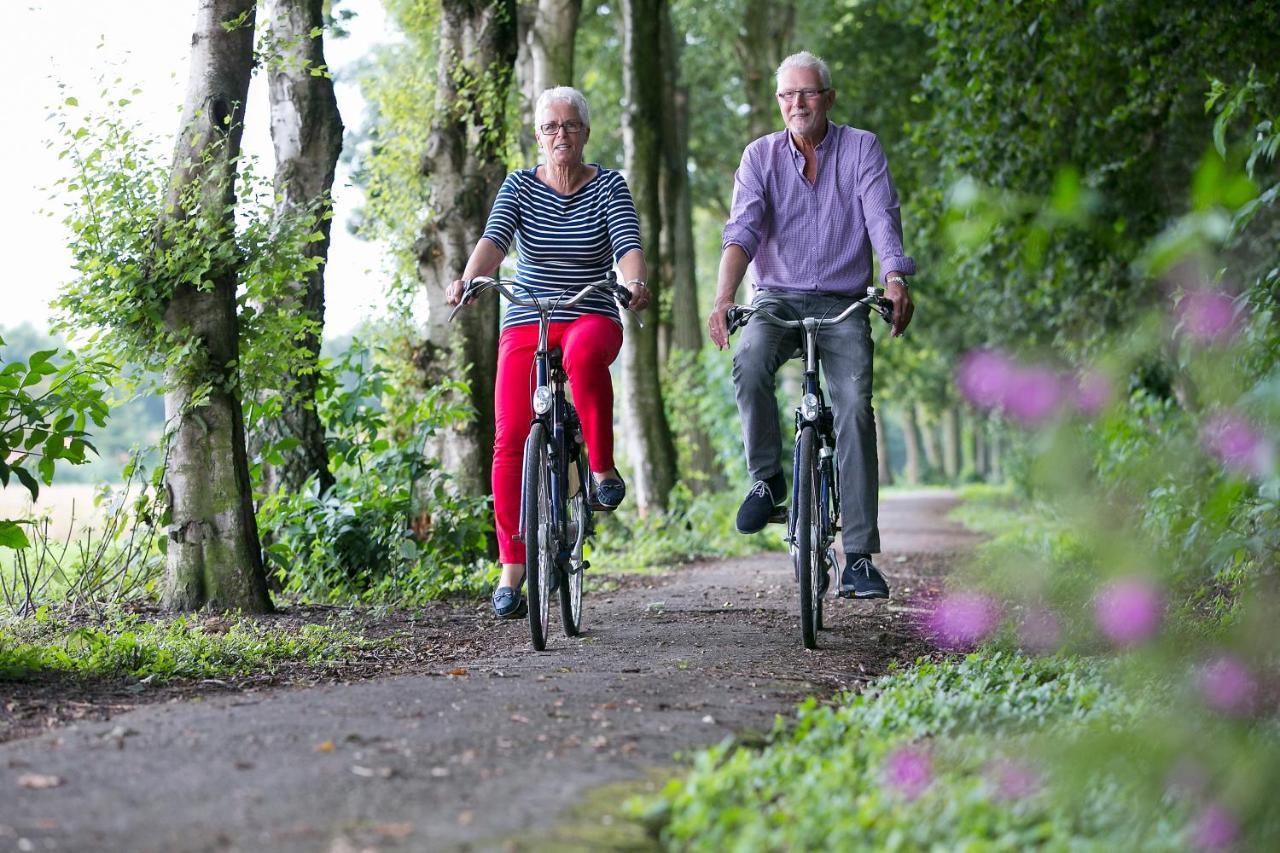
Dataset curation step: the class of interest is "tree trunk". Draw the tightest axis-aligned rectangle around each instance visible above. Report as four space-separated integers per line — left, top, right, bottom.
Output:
898 406 921 486
252 0 344 499
973 412 988 479
414 0 518 500
915 400 941 477
620 0 678 514
940 404 959 482
515 0 581 159
989 425 1003 482
736 0 795 141
161 0 270 613
876 410 894 487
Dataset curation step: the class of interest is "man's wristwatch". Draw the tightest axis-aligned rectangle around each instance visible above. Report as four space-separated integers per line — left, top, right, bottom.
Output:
886 273 908 288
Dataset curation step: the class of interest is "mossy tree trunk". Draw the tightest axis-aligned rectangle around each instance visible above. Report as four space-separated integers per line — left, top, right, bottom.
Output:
161 0 270 613
413 0 517 501
736 0 795 142
252 0 344 499
619 0 678 514
515 0 582 163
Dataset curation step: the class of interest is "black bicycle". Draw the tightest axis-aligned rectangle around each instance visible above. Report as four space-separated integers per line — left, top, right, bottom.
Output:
727 287 892 649
451 274 638 650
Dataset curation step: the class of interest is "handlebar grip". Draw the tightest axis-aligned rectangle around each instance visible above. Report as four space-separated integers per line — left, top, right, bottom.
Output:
613 283 633 308
726 305 747 335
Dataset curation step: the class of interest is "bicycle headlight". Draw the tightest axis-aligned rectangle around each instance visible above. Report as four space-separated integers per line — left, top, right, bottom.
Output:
533 385 554 414
802 393 820 422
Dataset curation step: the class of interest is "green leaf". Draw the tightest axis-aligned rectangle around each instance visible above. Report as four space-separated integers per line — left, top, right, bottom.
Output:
14 465 39 501
0 520 31 550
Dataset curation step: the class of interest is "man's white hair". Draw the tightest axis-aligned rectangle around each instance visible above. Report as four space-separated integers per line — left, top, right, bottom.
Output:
534 86 591 129
776 51 832 90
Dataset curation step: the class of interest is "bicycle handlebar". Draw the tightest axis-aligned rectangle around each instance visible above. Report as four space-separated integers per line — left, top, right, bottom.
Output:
726 287 893 337
448 274 641 327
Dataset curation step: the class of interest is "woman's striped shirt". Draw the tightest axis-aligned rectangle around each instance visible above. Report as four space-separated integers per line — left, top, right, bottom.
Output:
482 166 643 330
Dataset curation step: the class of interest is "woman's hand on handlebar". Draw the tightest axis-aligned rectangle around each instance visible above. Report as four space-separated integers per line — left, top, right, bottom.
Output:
625 280 651 311
446 279 467 306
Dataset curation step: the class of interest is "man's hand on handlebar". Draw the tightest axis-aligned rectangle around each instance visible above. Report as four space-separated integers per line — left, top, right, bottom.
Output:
885 278 914 337
707 300 732 351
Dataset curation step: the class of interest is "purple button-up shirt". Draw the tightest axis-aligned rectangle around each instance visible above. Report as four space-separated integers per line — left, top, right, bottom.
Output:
722 123 915 294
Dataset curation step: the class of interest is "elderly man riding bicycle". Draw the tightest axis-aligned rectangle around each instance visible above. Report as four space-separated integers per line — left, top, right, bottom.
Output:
707 50 916 601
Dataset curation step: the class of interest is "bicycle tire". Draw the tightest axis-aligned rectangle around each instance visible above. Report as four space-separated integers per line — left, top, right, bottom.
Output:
795 426 820 649
560 452 586 636
523 424 553 651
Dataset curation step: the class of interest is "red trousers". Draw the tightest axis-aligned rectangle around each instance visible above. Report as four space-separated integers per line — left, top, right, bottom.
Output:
493 315 624 564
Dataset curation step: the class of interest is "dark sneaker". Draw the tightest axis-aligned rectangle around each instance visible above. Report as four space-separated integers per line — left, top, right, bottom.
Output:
492 585 527 618
592 474 626 510
839 555 890 599
736 475 786 534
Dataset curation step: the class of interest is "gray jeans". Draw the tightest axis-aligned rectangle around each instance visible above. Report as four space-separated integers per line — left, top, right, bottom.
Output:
731 289 879 555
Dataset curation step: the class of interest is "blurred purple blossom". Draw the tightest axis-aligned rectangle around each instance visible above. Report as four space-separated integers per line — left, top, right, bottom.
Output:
926 592 1001 650
956 349 1017 409
1018 605 1062 655
1073 370 1113 417
1094 578 1163 647
1196 654 1257 716
955 349 1064 425
1191 803 1239 851
1200 412 1273 478
1177 290 1240 344
986 758 1041 801
883 745 933 800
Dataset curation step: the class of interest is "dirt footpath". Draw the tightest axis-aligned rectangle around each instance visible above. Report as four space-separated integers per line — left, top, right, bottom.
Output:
0 491 978 853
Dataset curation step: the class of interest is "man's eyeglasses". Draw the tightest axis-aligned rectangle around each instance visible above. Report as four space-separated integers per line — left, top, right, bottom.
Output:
775 88 829 104
538 120 586 135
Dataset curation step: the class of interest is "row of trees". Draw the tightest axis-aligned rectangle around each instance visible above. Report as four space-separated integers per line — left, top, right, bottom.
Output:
29 0 1278 614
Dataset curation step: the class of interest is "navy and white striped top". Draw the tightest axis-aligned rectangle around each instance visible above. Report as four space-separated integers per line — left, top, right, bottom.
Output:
482 166 643 330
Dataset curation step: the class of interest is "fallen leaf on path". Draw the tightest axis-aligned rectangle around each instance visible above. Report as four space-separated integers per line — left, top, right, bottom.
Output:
351 765 395 779
314 740 335 753
18 773 63 789
589 736 609 749
509 714 530 724
371 822 414 838
429 767 449 777
457 810 474 826
446 667 468 677
701 715 717 725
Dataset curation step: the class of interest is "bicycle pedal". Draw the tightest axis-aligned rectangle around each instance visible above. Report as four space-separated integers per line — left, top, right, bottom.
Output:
588 500 619 512
768 509 788 524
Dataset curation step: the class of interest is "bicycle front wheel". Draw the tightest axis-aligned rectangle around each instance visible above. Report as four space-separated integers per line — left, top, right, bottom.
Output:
560 452 587 637
522 424 554 651
794 426 821 649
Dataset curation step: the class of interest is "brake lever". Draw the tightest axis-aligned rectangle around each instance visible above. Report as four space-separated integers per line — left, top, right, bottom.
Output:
725 305 747 336
447 282 478 323
614 283 644 328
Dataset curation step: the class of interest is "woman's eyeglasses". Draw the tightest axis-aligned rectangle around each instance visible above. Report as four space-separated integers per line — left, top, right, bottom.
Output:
775 88 829 103
538 120 586 135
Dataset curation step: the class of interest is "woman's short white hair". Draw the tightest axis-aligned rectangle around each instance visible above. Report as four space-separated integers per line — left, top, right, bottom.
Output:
534 86 591 129
776 51 831 90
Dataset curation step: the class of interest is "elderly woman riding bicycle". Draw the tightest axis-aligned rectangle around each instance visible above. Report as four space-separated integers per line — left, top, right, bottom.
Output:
446 86 650 619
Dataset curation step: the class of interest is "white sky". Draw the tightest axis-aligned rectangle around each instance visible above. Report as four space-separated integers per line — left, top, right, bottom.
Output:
2 0 393 339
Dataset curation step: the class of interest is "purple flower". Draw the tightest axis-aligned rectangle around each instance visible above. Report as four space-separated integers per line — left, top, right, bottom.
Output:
1073 370 1113 417
926 592 1001 650
986 758 1041 801
883 745 933 800
1094 578 1163 647
1177 290 1240 344
1191 803 1239 851
957 349 1018 409
1196 654 1257 716
1201 412 1273 478
1017 605 1062 655
1003 365 1064 425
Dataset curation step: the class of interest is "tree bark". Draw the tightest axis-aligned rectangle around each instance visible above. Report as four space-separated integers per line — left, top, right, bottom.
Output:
973 412 988 479
876 410 894 487
915 400 941 478
736 0 795 142
620 0 678 514
414 0 518 500
161 0 270 613
515 0 581 159
940 404 959 481
252 0 344 499
898 406 921 486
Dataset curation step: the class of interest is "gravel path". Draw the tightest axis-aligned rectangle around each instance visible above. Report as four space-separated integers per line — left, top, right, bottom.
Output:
0 490 977 852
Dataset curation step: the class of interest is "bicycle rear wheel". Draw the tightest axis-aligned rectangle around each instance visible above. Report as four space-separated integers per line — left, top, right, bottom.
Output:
560 452 587 637
522 424 554 651
794 426 821 649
